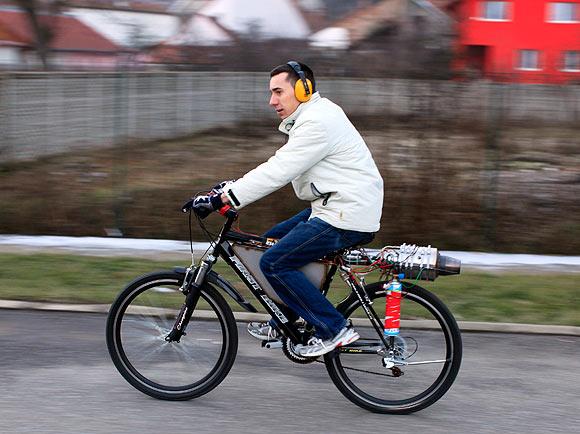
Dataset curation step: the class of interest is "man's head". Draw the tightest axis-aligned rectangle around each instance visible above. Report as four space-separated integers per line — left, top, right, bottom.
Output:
269 62 316 119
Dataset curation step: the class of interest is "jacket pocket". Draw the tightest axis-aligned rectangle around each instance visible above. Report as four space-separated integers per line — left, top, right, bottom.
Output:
310 182 332 206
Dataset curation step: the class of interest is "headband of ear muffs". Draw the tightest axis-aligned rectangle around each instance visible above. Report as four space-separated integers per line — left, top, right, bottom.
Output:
287 61 312 103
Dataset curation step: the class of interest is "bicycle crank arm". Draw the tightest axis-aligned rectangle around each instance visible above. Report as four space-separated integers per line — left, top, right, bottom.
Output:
262 340 283 349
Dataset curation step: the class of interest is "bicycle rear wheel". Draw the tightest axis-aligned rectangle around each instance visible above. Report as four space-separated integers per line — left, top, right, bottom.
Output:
324 281 462 414
106 270 238 400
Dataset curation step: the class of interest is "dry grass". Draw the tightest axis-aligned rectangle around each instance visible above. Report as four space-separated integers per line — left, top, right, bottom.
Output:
0 121 578 253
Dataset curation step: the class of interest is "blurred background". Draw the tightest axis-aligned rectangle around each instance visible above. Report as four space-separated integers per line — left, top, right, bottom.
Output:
1 5 579 431
0 0 579 254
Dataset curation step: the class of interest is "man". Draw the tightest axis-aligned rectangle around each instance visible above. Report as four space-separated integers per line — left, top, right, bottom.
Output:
192 61 384 357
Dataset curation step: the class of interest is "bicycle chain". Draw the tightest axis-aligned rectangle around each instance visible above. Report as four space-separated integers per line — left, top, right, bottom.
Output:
313 359 400 377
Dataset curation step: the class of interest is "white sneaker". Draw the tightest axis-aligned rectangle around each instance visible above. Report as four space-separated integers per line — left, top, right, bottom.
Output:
247 322 281 341
296 326 360 358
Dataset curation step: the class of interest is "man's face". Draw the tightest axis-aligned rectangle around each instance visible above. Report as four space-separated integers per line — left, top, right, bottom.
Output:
269 72 300 120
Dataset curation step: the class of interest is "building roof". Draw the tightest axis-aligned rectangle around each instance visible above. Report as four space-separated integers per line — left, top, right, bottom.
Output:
162 13 234 46
414 0 458 22
292 0 330 33
199 0 311 39
65 0 172 14
309 0 403 49
428 0 460 17
0 16 28 46
70 8 179 48
309 27 349 49
0 9 119 52
168 0 209 14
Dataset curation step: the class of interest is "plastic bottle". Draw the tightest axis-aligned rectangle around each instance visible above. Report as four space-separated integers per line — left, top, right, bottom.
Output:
384 274 403 336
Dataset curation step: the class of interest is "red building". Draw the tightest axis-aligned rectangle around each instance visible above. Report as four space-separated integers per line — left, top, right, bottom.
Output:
454 0 580 83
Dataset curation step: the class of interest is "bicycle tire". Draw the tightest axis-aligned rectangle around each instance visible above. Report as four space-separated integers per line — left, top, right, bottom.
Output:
106 270 238 400
324 281 462 414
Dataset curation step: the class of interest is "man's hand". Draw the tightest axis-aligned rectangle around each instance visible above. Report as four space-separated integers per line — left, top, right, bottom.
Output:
181 193 224 218
211 179 236 195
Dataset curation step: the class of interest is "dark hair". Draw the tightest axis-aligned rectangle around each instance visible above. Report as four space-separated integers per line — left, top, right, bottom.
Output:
270 62 316 93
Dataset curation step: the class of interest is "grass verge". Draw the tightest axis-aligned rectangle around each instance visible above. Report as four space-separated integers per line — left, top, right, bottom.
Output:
0 253 578 326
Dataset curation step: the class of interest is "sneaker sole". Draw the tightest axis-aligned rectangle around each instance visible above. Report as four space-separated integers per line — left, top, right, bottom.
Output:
248 333 268 341
299 332 360 358
335 331 360 348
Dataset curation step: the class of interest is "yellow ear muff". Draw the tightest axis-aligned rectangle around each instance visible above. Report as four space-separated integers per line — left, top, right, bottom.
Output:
294 78 313 103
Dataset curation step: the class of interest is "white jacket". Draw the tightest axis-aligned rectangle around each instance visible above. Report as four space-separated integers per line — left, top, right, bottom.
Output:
225 92 384 232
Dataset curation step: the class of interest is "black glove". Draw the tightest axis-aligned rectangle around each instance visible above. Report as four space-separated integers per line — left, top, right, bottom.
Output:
182 193 224 218
211 179 236 195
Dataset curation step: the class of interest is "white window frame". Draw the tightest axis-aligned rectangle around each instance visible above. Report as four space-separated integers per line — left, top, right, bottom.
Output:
475 1 511 21
561 51 580 72
516 49 541 71
547 2 579 23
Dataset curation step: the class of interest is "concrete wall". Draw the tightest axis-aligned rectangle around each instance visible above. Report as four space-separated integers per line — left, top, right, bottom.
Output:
1 72 579 161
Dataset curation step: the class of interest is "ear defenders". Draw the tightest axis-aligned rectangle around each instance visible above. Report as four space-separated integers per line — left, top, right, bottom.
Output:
287 61 312 103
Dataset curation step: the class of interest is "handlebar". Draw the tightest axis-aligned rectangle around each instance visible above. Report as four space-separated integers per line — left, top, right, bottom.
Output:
218 205 238 221
188 200 460 281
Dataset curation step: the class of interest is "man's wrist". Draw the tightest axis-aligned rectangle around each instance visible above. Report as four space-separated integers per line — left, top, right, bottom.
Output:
220 193 230 205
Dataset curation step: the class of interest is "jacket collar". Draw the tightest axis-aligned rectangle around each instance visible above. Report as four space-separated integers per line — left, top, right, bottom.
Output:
278 92 321 135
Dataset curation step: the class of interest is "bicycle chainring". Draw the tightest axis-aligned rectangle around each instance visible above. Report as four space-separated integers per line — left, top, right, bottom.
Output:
281 337 317 364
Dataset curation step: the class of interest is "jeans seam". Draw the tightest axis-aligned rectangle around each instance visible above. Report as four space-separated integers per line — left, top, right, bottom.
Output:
261 221 340 339
272 273 333 337
269 226 334 272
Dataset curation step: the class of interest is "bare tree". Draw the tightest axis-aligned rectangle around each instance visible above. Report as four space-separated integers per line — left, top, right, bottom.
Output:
14 0 65 70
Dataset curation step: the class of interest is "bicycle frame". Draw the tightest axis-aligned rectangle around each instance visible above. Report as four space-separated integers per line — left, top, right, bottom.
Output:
108 207 462 412
168 208 390 348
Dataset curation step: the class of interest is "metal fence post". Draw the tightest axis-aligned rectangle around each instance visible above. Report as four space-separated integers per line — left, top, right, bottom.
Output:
482 81 504 250
0 73 6 160
110 71 128 237
0 73 14 161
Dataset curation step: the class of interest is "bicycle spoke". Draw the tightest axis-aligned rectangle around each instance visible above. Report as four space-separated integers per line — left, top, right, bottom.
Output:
124 317 168 336
128 339 170 363
141 290 178 331
325 282 461 413
111 277 236 391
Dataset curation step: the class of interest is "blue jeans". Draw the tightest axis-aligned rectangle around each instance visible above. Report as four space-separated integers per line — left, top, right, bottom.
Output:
260 208 374 339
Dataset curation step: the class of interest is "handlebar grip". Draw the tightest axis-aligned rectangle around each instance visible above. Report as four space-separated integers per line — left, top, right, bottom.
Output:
219 205 238 220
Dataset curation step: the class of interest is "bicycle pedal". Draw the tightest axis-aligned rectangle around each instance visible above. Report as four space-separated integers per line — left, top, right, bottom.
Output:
261 340 283 349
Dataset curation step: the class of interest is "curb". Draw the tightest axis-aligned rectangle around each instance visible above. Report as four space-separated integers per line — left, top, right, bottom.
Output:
1 300 579 336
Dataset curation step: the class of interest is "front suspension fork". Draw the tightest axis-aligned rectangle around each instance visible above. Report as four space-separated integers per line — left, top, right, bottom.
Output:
165 257 214 343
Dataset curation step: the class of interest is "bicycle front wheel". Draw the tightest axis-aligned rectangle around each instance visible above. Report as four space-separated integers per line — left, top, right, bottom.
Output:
106 271 238 400
324 281 462 414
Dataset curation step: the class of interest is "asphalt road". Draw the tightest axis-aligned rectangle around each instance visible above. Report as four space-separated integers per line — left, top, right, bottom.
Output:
1 310 579 434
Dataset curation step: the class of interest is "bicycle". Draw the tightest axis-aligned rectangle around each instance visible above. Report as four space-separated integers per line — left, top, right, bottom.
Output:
106 206 462 414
